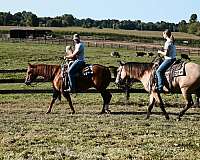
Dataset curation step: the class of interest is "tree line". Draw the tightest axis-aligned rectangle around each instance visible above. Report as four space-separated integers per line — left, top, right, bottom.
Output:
0 11 199 35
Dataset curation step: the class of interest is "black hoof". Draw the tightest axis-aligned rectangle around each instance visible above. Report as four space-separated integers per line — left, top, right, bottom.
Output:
177 117 181 121
100 110 111 114
165 115 170 120
46 111 51 114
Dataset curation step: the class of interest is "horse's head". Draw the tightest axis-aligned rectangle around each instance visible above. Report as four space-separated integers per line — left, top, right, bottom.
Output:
65 45 75 63
24 63 38 85
65 45 73 55
115 61 127 86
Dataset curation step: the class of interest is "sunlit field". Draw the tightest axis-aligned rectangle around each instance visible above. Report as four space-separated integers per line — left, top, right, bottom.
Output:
0 42 200 159
1 26 200 40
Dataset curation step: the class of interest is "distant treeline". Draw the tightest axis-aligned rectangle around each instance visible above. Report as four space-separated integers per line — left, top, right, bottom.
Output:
0 11 199 35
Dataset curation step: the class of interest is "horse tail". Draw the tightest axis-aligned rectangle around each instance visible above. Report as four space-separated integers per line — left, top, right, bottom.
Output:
104 66 112 88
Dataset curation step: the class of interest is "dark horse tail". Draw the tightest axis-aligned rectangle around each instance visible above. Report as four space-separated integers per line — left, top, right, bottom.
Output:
95 64 111 90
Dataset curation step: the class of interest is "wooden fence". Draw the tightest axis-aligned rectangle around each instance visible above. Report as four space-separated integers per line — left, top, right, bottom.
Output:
1 38 200 56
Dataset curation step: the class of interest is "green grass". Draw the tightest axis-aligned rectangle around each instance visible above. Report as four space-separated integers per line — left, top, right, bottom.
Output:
1 42 200 159
1 93 200 159
1 26 200 40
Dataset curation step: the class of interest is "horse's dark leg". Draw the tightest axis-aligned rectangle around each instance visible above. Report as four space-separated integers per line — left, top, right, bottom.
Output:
146 93 155 119
125 85 130 104
57 92 61 102
100 90 112 113
194 92 200 107
62 91 75 114
154 92 169 120
178 93 193 121
46 88 59 114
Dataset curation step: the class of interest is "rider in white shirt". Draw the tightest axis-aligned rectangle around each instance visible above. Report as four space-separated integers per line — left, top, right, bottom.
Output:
156 29 176 93
65 34 85 92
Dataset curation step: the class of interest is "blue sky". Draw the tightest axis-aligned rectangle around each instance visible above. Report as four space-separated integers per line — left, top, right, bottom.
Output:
1 0 200 23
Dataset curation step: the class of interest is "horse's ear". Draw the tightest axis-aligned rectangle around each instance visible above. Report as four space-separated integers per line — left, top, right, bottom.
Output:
28 63 32 67
117 60 125 66
66 45 72 52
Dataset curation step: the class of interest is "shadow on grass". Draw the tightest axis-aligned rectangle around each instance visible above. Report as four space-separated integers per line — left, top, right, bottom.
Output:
110 111 200 116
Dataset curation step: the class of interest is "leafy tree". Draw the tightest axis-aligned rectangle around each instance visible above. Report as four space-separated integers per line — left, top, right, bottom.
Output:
189 14 197 23
46 19 62 27
188 22 200 34
21 11 39 26
61 14 75 26
178 20 188 32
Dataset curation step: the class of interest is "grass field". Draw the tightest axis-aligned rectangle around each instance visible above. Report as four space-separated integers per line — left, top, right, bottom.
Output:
1 42 200 159
1 26 200 40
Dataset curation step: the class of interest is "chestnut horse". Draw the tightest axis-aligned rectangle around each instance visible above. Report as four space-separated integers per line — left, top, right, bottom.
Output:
115 61 200 120
25 62 112 114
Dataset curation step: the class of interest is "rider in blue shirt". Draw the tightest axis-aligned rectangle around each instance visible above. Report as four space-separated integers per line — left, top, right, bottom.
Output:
156 29 176 93
65 34 85 92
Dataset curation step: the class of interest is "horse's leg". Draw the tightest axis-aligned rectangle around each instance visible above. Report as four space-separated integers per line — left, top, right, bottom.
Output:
146 93 155 119
154 92 169 120
57 91 61 102
178 90 193 121
46 88 59 114
100 90 112 113
62 91 75 114
194 92 200 108
125 85 130 102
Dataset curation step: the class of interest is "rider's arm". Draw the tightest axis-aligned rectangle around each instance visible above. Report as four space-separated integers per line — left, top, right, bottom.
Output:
158 49 168 56
158 41 170 56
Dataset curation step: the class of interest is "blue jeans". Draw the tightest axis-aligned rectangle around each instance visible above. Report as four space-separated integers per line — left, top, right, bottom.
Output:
156 58 176 91
68 60 85 90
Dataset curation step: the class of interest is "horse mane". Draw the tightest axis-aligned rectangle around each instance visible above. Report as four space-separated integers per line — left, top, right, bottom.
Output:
124 62 153 79
32 64 60 80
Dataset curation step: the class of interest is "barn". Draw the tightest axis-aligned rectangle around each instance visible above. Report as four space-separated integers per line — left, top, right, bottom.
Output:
10 28 52 39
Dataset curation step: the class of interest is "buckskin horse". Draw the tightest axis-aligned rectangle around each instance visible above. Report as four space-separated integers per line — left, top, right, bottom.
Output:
25 54 112 114
115 60 200 120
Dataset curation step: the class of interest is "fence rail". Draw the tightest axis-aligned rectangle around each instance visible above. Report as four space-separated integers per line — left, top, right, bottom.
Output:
0 88 147 94
1 38 200 56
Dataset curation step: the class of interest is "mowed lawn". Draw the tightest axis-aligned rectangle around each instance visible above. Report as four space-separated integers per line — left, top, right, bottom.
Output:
0 42 200 159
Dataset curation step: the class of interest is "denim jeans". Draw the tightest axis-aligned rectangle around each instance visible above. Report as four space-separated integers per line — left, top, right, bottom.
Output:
68 60 85 90
156 58 176 90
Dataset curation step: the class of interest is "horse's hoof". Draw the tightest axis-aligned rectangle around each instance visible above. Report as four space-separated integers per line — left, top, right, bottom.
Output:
105 110 111 114
145 113 150 120
46 111 51 114
100 111 105 114
177 117 181 121
72 111 75 114
145 116 149 120
100 110 111 114
165 115 170 120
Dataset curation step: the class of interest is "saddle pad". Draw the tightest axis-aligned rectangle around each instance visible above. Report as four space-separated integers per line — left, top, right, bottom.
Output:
82 64 93 78
165 60 186 77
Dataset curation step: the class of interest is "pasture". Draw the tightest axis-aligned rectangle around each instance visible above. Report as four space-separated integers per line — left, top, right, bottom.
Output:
1 26 200 40
1 42 200 159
